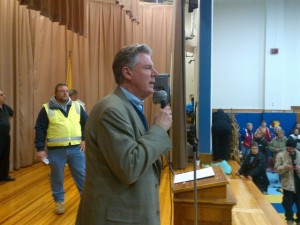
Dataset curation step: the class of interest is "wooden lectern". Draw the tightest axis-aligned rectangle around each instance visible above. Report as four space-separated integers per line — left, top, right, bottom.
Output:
173 166 236 225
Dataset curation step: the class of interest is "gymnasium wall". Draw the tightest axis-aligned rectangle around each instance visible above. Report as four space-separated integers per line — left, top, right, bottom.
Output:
234 112 297 136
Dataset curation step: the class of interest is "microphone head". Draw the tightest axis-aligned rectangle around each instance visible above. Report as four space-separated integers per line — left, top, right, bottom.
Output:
153 90 168 105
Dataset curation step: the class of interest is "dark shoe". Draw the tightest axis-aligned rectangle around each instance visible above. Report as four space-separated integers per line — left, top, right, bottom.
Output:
0 176 16 182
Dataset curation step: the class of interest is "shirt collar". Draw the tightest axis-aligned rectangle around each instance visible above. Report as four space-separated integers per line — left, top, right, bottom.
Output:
120 86 144 109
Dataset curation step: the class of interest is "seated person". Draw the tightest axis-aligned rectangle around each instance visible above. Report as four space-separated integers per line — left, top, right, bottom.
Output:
269 129 287 160
255 120 271 143
236 142 269 194
254 129 269 169
290 128 300 151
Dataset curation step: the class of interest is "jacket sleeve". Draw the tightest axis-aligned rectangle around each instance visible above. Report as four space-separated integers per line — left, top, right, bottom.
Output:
98 107 171 185
274 152 289 174
6 104 14 117
268 140 276 152
34 107 49 151
80 105 88 140
238 156 249 175
261 140 269 156
248 155 265 178
239 129 245 143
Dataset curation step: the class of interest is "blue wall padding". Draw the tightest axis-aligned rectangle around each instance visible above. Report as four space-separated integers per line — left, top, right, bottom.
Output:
234 112 297 136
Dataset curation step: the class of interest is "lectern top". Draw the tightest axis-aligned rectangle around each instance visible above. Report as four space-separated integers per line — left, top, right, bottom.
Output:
172 166 228 194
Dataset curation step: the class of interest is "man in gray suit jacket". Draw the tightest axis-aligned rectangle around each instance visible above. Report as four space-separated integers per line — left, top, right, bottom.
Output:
76 44 172 225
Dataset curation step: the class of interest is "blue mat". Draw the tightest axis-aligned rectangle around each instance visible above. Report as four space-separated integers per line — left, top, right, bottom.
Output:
271 203 297 214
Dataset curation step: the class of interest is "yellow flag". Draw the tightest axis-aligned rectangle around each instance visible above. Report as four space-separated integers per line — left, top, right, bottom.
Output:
66 53 72 89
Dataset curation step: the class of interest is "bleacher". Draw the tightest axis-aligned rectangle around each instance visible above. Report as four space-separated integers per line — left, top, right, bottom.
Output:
227 159 241 179
227 160 286 225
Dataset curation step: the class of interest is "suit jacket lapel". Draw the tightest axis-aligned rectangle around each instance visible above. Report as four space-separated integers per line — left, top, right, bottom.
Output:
129 102 149 131
114 87 146 133
115 87 161 179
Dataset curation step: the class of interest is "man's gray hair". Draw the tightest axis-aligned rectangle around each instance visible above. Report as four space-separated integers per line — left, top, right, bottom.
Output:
250 142 259 148
112 44 152 84
246 122 253 128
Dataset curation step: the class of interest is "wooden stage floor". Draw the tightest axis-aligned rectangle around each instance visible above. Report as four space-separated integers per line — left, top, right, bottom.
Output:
0 161 286 225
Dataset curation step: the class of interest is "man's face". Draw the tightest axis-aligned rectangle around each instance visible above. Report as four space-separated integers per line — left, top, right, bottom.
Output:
70 94 77 101
256 130 263 138
277 131 284 138
0 90 6 104
55 86 69 103
124 53 158 99
247 124 253 130
250 146 259 154
287 146 295 154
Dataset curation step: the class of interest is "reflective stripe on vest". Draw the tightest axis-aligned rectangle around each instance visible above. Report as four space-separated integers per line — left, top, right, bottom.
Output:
43 101 82 147
47 136 82 143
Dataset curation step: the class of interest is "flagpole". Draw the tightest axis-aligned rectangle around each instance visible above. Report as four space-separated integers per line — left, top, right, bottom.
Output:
66 50 72 89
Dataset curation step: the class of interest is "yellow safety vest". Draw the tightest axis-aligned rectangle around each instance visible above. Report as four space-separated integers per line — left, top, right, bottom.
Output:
44 101 82 147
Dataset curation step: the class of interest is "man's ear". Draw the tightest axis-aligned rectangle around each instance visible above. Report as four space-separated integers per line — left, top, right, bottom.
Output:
122 67 133 80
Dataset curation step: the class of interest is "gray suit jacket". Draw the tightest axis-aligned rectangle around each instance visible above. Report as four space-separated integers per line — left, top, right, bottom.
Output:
76 87 172 225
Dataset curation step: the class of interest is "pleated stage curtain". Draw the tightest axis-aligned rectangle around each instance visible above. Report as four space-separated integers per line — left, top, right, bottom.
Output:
18 0 85 35
91 0 140 23
1 0 173 170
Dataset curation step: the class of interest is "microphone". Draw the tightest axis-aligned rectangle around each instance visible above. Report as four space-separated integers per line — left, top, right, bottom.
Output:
153 90 168 108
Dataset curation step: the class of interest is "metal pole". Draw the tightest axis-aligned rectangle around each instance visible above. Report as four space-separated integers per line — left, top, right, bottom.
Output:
193 143 198 225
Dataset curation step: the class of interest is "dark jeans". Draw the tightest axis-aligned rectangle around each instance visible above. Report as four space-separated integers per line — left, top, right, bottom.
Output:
0 134 10 178
282 189 300 222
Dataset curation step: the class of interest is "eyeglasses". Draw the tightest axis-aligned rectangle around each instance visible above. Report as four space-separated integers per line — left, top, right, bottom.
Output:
57 90 69 93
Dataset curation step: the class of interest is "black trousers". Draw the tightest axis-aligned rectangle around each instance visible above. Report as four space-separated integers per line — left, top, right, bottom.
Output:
0 134 10 178
282 189 300 222
212 132 231 160
253 173 270 193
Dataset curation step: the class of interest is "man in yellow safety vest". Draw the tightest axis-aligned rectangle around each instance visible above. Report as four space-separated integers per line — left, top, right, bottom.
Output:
35 83 88 215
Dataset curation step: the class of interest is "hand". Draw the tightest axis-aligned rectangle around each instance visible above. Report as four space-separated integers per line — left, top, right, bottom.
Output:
36 151 47 161
294 165 300 170
153 106 172 132
80 141 85 152
285 165 294 171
